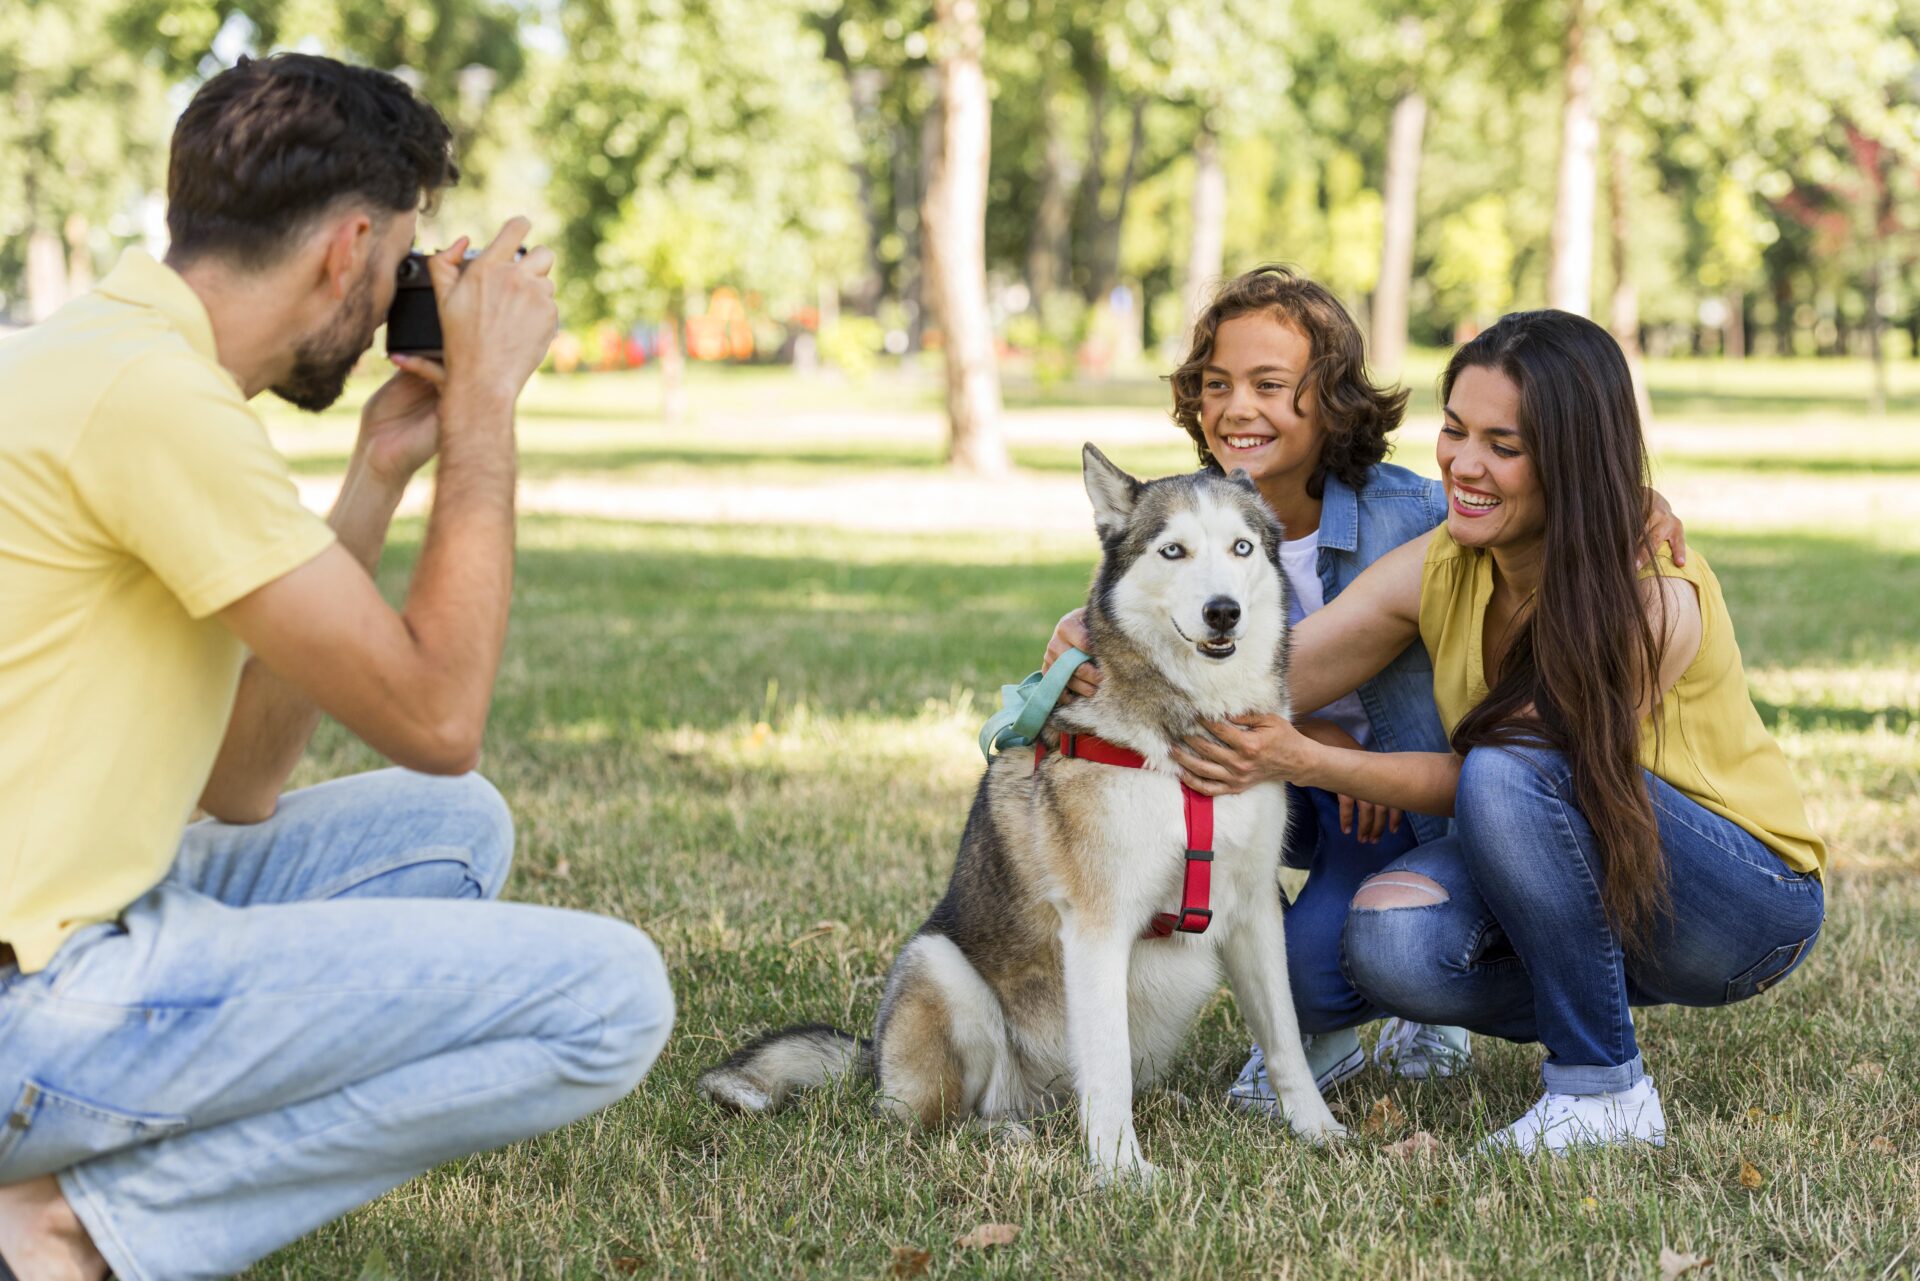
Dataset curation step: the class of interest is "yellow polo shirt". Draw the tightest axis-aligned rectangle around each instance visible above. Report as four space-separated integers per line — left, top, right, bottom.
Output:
0 250 336 972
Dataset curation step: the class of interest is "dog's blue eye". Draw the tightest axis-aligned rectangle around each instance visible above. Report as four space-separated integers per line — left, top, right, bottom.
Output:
1233 539 1254 556
1159 544 1185 560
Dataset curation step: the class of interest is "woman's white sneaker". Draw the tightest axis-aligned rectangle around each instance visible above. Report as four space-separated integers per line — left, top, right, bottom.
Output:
1480 1076 1668 1155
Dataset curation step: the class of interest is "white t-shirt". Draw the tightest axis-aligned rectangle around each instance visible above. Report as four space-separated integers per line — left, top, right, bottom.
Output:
1278 528 1373 748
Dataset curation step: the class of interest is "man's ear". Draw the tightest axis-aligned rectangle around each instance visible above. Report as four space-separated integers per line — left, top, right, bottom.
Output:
1082 443 1141 539
318 211 376 300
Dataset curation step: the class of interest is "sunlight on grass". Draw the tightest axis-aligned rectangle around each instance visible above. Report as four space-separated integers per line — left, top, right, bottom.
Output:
258 373 1919 1279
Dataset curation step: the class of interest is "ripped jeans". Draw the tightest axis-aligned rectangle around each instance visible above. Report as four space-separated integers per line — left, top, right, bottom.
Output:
0 768 675 1281
1319 745 1824 1095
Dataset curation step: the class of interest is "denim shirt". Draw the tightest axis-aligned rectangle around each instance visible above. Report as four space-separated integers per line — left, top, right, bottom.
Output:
1313 462 1452 845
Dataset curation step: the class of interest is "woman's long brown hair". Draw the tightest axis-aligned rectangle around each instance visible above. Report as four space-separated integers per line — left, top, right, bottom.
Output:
1444 311 1669 948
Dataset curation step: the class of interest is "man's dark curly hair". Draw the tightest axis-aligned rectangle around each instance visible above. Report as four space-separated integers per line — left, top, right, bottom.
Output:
167 53 457 268
1169 265 1408 498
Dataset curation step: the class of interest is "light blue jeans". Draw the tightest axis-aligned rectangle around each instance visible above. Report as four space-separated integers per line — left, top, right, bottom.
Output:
1342 745 1824 1096
0 768 675 1281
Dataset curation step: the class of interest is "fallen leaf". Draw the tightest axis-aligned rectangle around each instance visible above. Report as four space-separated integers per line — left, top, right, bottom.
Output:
1868 1136 1897 1155
1581 1195 1600 1211
1658 1247 1713 1279
1848 1061 1888 1082
552 857 571 880
1744 1106 1766 1123
1738 1159 1764 1190
954 1223 1019 1249
1384 1130 1441 1158
891 1246 933 1277
1364 1095 1407 1136
610 1258 644 1276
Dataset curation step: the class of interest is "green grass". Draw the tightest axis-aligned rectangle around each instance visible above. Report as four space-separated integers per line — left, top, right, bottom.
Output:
251 361 1920 1279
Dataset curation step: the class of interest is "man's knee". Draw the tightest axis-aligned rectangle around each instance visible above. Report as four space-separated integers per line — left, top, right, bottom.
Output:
378 768 516 898
445 771 515 898
558 918 676 1101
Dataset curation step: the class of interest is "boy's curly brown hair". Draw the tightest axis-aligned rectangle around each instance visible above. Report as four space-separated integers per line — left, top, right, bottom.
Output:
1169 265 1408 498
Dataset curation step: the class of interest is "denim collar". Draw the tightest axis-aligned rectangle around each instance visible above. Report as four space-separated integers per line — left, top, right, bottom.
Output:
1317 471 1359 553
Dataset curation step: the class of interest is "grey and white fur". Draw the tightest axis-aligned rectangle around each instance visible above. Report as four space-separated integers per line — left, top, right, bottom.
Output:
698 444 1345 1182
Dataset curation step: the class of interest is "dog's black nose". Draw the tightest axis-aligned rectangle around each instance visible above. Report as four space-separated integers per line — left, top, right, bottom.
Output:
1203 597 1241 634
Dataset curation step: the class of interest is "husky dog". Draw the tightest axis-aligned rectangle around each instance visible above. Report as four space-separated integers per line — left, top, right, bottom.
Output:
698 445 1344 1181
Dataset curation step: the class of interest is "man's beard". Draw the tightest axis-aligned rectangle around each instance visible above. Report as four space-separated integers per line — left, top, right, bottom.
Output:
272 269 379 412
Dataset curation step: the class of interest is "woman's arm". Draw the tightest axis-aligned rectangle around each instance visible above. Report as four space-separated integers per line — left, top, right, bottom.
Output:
1171 713 1462 816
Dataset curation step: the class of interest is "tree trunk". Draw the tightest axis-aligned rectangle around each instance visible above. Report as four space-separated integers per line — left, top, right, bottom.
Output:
1371 84 1426 377
1723 288 1746 359
1606 130 1653 427
1182 115 1227 333
1867 252 1888 415
659 309 686 422
1027 75 1077 304
845 67 887 314
26 226 68 323
923 0 1009 476
1081 95 1146 306
64 213 94 298
1549 0 1598 316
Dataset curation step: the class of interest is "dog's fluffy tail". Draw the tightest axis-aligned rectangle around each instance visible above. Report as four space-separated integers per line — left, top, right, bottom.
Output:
697 1023 871 1113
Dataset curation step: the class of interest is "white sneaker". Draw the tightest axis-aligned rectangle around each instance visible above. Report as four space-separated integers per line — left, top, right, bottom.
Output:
1373 1018 1472 1080
1228 1029 1366 1116
1480 1076 1668 1155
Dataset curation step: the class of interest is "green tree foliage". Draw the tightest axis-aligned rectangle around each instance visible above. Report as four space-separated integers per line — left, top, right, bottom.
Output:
543 0 862 329
0 0 170 317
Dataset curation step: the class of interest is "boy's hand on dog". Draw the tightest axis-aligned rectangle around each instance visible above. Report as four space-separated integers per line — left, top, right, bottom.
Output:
1641 487 1687 567
1044 608 1103 699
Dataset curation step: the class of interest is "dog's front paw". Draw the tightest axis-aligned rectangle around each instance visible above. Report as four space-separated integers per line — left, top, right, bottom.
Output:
1092 1157 1160 1191
1291 1116 1349 1146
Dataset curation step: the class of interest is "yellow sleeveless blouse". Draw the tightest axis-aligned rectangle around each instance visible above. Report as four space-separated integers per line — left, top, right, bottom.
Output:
1419 528 1826 877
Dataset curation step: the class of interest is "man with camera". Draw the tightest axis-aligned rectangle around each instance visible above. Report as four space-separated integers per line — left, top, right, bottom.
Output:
0 54 673 1280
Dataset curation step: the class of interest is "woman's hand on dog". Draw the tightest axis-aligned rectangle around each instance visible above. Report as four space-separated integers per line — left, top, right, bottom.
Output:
1171 714 1312 795
1044 608 1103 699
1173 719 1403 843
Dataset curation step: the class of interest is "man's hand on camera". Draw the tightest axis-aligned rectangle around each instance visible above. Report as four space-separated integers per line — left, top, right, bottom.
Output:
356 355 446 488
429 217 559 399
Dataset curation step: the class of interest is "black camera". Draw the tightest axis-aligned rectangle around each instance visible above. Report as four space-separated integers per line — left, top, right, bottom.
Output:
386 246 529 356
385 250 444 356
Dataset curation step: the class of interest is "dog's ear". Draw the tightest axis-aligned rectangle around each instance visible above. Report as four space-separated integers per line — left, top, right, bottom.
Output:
1082 444 1141 539
1222 466 1259 494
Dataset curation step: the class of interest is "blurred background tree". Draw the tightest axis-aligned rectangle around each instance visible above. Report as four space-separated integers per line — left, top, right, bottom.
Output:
8 0 1920 456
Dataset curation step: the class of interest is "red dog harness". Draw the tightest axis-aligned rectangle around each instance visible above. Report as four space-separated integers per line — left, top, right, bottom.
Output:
1033 732 1214 939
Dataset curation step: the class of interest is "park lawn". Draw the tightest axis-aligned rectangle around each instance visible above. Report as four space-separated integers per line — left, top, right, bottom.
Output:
242 361 1917 1277
250 499 1919 1277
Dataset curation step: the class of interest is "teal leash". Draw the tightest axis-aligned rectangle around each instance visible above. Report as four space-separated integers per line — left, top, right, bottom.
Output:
978 647 1092 761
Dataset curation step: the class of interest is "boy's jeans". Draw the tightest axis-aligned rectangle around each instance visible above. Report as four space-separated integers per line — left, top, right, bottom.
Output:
0 768 674 1281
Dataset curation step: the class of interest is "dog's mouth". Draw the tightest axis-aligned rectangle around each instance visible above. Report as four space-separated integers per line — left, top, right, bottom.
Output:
1173 618 1237 660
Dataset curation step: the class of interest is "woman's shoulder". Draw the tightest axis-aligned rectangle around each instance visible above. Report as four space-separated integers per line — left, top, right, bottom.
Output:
1421 522 1471 570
